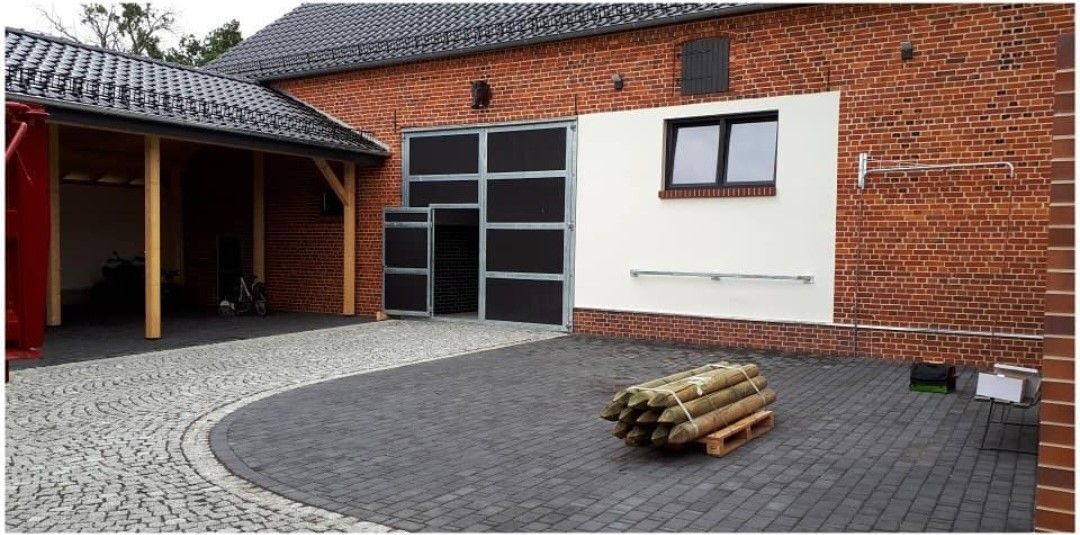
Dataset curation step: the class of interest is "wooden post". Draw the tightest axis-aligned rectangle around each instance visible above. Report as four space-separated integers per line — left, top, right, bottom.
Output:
253 152 265 282
46 124 61 326
342 162 356 316
144 135 161 339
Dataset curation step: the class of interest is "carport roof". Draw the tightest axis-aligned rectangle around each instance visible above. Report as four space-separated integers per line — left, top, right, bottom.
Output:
206 3 775 81
5 28 388 161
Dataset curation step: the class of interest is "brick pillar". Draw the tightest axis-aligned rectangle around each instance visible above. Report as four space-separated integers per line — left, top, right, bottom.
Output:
1035 32 1075 533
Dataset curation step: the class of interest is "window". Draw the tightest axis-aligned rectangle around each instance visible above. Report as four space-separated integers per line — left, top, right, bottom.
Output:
664 113 778 189
321 188 343 216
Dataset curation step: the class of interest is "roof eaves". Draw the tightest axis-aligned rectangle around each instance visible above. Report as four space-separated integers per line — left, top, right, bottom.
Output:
10 92 389 160
272 85 391 153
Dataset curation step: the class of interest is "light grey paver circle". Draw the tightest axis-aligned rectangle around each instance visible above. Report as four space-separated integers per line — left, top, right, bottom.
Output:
6 320 561 532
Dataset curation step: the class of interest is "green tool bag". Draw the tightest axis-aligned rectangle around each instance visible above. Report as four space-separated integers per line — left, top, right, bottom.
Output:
909 362 956 394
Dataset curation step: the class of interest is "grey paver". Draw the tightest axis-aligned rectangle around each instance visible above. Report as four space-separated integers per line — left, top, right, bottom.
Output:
212 336 1037 532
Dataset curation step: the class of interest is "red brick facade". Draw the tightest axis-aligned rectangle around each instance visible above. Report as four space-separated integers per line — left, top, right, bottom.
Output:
181 150 353 315
263 154 353 314
1034 32 1074 534
273 3 1071 369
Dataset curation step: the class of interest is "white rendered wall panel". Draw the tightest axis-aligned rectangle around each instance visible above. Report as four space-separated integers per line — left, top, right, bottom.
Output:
573 91 840 323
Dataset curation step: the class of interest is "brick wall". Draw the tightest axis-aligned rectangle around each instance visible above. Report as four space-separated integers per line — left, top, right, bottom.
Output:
1034 32 1075 534
263 153 347 314
277 4 1072 366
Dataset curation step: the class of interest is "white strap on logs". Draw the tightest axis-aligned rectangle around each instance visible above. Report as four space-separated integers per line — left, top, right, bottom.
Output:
707 363 766 404
625 385 700 437
626 362 763 439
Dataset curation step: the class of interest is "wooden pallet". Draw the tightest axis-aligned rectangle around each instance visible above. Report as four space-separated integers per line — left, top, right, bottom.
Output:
695 410 774 458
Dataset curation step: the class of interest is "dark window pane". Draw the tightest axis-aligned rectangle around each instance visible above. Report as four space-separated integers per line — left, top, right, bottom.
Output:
487 128 566 172
407 180 478 207
725 120 778 184
485 278 562 325
487 178 565 223
384 228 428 269
671 124 720 185
486 229 563 274
408 134 479 175
384 273 427 312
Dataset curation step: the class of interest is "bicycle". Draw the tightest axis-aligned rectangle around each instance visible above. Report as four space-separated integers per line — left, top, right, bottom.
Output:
218 276 268 317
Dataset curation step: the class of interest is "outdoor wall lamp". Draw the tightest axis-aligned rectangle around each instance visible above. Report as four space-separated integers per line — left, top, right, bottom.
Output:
900 41 914 61
471 80 492 109
612 73 624 91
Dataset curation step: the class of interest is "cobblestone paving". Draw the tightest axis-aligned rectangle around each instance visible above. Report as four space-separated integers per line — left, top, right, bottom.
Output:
215 336 1037 532
6 320 561 532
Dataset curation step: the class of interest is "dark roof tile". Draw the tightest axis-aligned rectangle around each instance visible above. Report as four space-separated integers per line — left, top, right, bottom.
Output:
5 28 387 156
207 3 768 81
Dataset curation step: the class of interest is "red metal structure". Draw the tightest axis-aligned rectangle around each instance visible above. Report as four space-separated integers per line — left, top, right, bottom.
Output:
6 101 50 366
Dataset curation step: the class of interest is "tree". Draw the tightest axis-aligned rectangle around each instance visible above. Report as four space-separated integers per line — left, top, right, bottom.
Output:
37 3 242 67
162 20 242 67
39 2 174 57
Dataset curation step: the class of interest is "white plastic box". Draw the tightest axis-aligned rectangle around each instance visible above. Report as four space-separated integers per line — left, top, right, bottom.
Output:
976 364 1041 403
976 373 1024 403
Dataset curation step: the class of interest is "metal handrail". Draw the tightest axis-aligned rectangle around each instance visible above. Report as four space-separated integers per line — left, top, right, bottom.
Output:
630 269 814 284
857 152 1015 189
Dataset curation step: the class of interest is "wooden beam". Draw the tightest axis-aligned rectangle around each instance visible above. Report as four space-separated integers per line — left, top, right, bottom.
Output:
144 135 162 340
313 158 347 204
342 162 356 316
46 124 61 326
253 152 265 282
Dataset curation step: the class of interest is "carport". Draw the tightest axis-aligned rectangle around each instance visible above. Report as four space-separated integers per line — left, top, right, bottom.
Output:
5 29 387 342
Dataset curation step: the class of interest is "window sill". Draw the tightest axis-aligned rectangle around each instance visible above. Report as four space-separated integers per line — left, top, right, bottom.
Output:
658 185 776 199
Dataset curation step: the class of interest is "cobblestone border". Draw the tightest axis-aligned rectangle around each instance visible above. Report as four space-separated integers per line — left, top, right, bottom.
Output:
7 319 561 532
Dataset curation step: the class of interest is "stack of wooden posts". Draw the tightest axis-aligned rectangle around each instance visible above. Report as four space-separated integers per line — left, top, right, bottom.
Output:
601 362 776 452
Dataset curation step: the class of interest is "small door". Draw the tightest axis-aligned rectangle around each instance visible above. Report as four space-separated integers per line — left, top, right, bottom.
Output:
382 207 431 316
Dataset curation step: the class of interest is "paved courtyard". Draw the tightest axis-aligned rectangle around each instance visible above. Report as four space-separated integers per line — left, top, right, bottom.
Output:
6 320 560 532
212 336 1038 533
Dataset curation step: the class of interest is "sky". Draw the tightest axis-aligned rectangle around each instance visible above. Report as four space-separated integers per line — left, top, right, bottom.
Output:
4 0 302 48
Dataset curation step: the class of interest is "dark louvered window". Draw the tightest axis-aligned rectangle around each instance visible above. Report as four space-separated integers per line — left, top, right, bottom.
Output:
681 38 730 95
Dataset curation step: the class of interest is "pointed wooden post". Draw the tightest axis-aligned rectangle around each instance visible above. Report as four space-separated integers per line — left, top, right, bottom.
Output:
342 162 356 316
46 124 61 326
252 152 265 282
144 135 161 339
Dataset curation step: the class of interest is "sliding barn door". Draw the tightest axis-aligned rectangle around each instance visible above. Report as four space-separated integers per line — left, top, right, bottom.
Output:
481 124 574 327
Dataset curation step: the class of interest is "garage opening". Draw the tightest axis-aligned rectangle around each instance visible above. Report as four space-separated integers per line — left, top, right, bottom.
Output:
432 207 479 319
385 121 575 329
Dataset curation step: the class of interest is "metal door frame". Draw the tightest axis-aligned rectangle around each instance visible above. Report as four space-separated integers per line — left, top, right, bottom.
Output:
400 119 576 331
